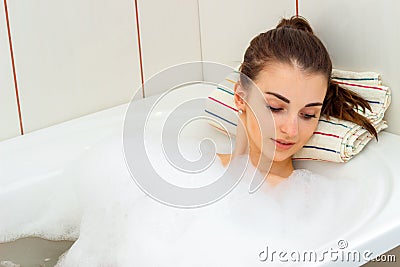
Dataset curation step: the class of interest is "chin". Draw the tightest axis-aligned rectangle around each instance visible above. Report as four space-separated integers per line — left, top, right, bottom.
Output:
272 156 291 162
272 151 295 162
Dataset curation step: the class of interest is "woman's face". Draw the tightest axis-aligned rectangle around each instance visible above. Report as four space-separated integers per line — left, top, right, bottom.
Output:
236 62 328 162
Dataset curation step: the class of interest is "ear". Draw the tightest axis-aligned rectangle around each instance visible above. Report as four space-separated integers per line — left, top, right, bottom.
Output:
234 81 247 112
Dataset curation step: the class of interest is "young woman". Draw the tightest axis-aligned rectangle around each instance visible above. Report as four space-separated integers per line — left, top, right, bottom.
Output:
219 16 376 186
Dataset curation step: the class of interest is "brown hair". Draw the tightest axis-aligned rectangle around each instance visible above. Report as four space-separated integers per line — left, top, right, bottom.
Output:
240 16 377 139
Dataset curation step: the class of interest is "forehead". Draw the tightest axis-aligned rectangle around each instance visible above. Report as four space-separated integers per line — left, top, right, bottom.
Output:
252 62 328 102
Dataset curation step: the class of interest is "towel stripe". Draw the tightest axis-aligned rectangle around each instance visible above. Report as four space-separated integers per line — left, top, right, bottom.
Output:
302 145 340 154
332 81 386 91
208 96 238 112
225 78 237 84
367 100 383 104
204 109 237 126
292 157 334 162
332 77 378 81
217 86 234 95
313 131 341 139
318 119 351 129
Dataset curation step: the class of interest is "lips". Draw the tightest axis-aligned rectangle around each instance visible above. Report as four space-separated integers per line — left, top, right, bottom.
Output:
271 138 295 150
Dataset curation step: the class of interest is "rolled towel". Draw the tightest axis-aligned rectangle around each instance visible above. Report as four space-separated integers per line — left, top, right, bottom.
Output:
331 69 382 86
204 68 391 162
292 116 388 162
204 72 240 135
331 69 391 122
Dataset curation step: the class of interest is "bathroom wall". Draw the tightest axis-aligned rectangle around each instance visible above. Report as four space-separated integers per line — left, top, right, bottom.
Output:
198 0 294 69
0 1 20 140
300 0 400 137
0 0 399 141
137 0 203 96
0 0 141 141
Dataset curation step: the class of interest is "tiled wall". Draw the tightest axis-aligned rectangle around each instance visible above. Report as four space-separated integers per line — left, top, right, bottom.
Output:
137 0 203 96
0 0 399 141
300 0 400 138
198 0 294 68
0 0 141 141
0 1 20 140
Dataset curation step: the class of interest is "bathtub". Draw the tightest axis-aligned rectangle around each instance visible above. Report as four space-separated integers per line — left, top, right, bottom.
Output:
0 83 399 266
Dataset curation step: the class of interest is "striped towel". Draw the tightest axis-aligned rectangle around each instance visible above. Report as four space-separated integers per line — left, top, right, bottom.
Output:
204 71 240 135
331 69 391 122
292 116 388 162
204 69 391 162
331 69 382 85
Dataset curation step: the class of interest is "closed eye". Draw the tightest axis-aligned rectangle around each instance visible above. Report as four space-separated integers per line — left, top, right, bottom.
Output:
301 113 317 119
266 105 283 112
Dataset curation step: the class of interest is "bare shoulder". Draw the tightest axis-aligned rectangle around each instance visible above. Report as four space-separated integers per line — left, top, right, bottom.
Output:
216 153 232 167
266 173 287 186
216 154 288 186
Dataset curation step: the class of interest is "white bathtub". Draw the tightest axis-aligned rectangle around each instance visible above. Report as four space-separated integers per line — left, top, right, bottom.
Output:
0 83 399 266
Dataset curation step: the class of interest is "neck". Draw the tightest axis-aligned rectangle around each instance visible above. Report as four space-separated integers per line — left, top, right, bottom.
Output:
248 142 294 178
269 158 294 178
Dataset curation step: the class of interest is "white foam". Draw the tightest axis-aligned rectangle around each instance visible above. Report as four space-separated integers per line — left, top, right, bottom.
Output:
50 135 378 266
0 261 20 267
0 166 81 243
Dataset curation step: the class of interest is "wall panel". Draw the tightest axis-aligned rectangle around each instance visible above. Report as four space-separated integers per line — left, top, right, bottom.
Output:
7 0 141 133
199 0 295 69
301 0 400 135
0 1 20 141
138 0 203 96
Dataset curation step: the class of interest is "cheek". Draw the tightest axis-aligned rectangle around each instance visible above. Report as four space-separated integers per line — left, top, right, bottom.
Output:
299 120 319 143
246 111 262 143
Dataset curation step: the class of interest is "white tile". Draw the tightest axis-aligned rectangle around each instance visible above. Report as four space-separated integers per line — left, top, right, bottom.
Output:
199 0 295 69
300 0 400 135
0 1 20 141
138 0 203 96
7 0 141 133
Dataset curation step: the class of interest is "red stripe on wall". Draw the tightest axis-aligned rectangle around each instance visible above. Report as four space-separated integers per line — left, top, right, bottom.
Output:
296 0 299 16
134 0 145 98
3 0 24 135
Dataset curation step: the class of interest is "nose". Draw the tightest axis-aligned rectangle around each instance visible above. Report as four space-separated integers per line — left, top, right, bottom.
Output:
279 114 299 138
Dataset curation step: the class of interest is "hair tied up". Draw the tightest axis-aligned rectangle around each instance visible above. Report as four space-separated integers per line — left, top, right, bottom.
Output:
241 16 378 140
276 15 314 35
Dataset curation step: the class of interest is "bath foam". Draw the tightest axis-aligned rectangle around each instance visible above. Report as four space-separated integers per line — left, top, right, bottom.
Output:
53 134 377 267
0 164 81 243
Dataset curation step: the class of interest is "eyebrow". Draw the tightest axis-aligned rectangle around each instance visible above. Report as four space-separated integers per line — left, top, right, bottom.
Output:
304 102 323 107
265 92 323 107
266 92 289 103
